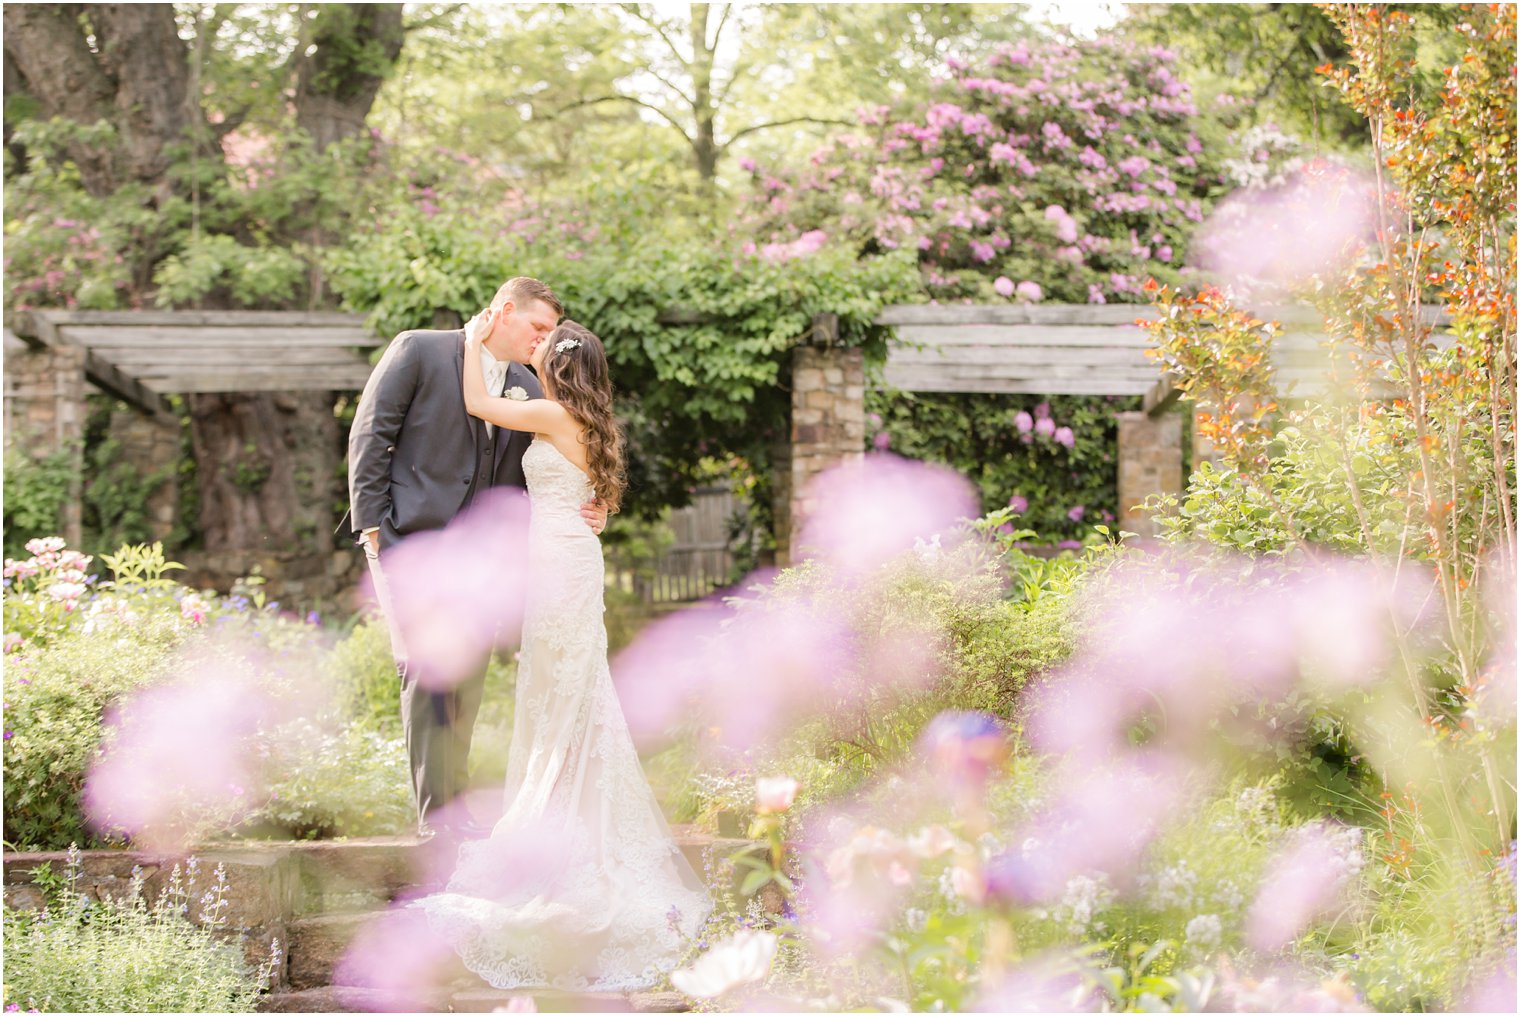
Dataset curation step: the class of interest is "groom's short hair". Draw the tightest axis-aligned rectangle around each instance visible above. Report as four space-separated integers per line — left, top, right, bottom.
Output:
493 277 563 319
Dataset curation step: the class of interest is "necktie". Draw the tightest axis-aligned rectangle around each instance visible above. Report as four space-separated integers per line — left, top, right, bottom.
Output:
485 363 506 437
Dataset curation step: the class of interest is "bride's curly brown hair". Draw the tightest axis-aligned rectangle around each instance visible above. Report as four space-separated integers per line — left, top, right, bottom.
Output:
539 320 626 513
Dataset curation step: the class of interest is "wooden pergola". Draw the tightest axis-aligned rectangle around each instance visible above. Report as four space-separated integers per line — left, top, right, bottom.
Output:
781 302 1452 549
8 310 381 418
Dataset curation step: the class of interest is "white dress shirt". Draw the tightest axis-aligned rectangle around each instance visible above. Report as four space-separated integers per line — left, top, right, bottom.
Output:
481 348 509 436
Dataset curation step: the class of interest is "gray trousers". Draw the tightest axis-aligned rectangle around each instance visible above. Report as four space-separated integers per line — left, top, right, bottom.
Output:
365 542 489 832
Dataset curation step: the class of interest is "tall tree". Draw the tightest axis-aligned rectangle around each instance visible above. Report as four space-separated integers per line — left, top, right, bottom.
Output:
3 4 408 560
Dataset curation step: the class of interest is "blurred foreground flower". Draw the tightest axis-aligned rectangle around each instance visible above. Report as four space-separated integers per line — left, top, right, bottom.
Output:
918 711 1010 789
82 648 305 850
755 776 799 815
1193 161 1377 296
669 928 778 999
331 906 460 1011
796 453 979 579
1246 821 1366 952
364 488 531 691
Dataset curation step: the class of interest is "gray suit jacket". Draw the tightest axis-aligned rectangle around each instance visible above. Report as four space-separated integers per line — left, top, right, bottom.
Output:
347 329 542 549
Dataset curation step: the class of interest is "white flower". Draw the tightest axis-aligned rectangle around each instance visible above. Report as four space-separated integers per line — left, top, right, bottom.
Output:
505 386 529 401
554 337 581 354
1185 913 1223 951
1052 873 1115 935
669 929 777 999
754 775 799 814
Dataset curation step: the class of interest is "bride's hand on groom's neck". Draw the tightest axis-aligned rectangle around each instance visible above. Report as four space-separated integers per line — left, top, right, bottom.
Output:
464 307 494 346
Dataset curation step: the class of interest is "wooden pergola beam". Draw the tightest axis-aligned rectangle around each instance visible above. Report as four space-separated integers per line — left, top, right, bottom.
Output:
12 311 176 419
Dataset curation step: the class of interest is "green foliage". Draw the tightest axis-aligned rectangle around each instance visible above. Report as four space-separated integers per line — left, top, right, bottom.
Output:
238 721 413 839
867 390 1134 541
323 618 402 735
2 446 76 558
152 234 306 308
2 851 277 1013
327 210 919 516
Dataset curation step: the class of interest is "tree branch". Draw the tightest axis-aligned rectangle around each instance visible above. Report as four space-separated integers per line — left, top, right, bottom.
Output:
548 93 692 140
720 115 850 149
642 65 695 107
709 2 734 51
620 3 687 65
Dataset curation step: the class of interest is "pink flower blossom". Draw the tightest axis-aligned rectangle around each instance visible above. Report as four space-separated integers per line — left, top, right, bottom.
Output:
798 454 979 580
1035 417 1056 438
1014 411 1034 434
994 276 1016 298
1016 281 1043 303
364 488 531 691
1054 426 1075 448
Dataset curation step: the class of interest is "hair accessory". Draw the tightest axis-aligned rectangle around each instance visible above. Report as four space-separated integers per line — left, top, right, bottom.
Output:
555 337 582 354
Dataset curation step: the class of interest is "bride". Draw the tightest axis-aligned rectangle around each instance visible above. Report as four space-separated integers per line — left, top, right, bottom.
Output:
412 312 712 991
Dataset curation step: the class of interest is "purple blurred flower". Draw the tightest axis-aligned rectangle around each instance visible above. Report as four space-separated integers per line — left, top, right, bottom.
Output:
1007 752 1195 901
365 488 531 691
1246 821 1365 952
1053 426 1075 448
1460 951 1518 1013
1008 494 1028 514
797 453 978 580
974 952 1101 1012
1067 505 1085 522
1195 162 1377 295
872 431 892 451
1035 417 1056 439
1015 281 1044 303
1034 402 1051 420
334 907 460 1010
1014 411 1034 434
994 276 1016 298
82 649 306 850
917 710 1010 787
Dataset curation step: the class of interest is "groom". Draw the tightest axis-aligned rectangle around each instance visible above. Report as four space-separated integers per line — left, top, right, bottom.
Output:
347 276 607 836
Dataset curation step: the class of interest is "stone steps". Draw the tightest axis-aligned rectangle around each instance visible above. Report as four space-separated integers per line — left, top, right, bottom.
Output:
6 826 759 1013
258 985 687 1013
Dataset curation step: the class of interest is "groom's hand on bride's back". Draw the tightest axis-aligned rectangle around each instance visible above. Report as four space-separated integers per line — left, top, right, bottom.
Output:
580 499 610 536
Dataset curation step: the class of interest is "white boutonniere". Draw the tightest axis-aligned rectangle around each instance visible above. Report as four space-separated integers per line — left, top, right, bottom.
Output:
505 386 529 401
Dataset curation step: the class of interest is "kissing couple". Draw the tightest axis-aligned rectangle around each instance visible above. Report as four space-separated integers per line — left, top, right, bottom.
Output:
347 276 711 991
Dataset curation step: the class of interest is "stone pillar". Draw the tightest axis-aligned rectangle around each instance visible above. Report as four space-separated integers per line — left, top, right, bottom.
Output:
104 407 182 541
2 340 87 547
1117 410 1183 538
777 323 865 566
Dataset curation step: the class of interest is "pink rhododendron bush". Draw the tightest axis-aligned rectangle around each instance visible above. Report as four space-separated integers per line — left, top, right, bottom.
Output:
736 35 1231 304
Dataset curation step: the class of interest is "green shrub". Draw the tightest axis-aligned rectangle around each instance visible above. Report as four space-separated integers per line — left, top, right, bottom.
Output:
2 448 77 559
2 849 278 1013
237 721 413 839
323 618 402 735
3 612 189 850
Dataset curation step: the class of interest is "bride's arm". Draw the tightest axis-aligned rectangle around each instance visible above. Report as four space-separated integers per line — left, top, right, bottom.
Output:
462 320 567 434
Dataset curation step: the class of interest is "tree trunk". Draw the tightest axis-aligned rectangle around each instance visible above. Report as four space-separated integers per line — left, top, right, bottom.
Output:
688 4 719 182
7 3 402 567
2 4 121 196
294 4 406 152
187 391 338 557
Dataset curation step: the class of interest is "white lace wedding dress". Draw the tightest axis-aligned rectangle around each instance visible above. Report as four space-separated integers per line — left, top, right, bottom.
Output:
414 439 712 991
